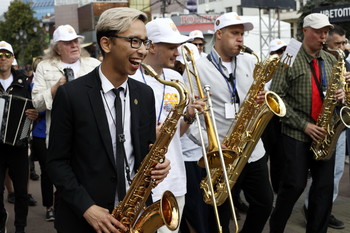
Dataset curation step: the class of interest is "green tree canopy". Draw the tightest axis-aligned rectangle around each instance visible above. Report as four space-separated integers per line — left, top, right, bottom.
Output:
0 0 45 68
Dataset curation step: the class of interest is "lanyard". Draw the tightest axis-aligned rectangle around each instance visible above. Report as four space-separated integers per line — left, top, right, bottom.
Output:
140 66 166 123
209 52 239 103
309 58 326 100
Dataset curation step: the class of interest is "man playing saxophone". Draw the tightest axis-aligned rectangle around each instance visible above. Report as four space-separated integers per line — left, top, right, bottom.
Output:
131 18 205 233
47 8 171 233
269 13 345 233
185 12 273 233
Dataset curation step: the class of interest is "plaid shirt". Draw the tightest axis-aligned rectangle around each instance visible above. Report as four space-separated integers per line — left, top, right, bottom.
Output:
270 45 338 142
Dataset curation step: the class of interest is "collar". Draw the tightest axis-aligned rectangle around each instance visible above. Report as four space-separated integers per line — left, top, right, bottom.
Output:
301 45 327 63
99 66 128 95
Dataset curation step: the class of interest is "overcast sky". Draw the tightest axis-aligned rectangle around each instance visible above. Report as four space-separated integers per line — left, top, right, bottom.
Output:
0 0 11 16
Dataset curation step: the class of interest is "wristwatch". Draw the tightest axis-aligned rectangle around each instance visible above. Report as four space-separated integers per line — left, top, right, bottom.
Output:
183 114 196 124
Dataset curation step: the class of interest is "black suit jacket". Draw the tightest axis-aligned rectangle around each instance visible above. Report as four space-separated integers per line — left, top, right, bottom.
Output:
47 67 156 233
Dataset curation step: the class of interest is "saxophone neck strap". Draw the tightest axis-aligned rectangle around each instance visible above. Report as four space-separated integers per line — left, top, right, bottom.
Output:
309 59 325 100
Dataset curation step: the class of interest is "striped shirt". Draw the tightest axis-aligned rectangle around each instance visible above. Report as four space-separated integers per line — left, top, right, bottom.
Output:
270 45 338 142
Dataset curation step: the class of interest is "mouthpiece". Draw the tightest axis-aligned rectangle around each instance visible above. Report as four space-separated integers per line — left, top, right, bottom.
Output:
241 45 254 54
321 42 327 50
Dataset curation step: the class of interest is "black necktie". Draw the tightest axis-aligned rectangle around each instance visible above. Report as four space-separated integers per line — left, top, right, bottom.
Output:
112 87 126 200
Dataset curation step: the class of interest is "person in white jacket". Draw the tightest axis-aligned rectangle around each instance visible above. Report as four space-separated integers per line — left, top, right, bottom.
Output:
32 24 100 144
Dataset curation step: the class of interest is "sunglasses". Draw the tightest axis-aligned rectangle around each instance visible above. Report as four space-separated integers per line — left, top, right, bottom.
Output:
192 43 204 47
0 52 13 59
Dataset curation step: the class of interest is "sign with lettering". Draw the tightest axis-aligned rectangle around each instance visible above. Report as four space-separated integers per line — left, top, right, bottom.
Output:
171 15 219 25
313 4 350 23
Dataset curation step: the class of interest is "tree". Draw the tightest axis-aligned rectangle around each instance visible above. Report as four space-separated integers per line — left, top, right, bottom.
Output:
297 0 350 40
0 0 45 68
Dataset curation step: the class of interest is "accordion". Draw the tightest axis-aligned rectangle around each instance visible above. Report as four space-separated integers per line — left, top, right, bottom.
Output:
0 94 33 146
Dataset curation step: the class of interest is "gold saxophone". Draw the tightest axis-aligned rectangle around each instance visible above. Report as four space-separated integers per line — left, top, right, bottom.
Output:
111 64 188 232
201 47 286 206
311 49 350 160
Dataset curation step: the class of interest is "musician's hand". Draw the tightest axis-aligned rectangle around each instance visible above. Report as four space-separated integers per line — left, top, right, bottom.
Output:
156 122 163 139
83 205 127 233
186 97 206 117
344 71 350 83
335 88 345 103
25 109 39 121
51 77 67 99
256 90 266 104
304 122 327 142
151 158 171 185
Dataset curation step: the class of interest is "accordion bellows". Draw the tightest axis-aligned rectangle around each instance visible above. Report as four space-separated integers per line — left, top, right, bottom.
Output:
0 94 33 146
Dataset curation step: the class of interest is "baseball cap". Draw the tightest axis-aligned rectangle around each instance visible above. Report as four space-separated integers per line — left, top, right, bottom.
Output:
146 18 191 44
53 25 84 43
214 12 254 32
176 43 200 65
0 41 14 54
189 30 204 39
269 39 287 52
303 13 334 29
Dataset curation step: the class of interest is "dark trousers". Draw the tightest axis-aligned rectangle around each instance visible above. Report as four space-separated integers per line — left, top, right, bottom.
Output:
31 137 54 207
262 116 285 193
0 143 28 229
180 161 210 233
269 134 334 233
209 155 273 233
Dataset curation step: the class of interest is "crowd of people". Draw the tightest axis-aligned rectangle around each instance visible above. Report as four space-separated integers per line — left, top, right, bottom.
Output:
0 6 350 233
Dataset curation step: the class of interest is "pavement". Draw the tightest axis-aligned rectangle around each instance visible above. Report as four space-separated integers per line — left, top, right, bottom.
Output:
3 162 350 233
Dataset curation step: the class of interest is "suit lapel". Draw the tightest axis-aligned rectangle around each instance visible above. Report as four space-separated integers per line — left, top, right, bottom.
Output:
87 69 117 171
128 79 142 168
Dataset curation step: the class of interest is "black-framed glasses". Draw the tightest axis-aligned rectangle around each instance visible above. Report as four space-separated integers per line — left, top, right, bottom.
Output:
0 52 13 59
110 35 152 50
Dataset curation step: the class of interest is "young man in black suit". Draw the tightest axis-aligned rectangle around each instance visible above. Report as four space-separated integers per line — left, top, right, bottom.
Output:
47 7 171 233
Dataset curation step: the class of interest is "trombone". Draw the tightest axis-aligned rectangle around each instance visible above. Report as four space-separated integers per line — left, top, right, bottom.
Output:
181 45 239 233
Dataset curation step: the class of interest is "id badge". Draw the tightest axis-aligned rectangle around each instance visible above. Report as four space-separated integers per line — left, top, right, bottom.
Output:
225 103 238 119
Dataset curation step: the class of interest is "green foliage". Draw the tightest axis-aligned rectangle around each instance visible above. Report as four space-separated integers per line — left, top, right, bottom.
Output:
0 0 45 68
297 0 350 40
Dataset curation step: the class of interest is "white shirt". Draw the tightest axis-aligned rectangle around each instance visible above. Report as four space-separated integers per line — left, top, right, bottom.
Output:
60 60 81 79
99 67 134 204
0 74 13 91
130 68 187 201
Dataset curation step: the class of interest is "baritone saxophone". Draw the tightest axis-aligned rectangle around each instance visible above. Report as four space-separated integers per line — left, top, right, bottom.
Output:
111 63 189 232
201 46 286 206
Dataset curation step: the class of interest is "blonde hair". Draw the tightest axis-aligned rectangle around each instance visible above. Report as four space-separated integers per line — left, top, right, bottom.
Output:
96 7 147 55
96 7 147 34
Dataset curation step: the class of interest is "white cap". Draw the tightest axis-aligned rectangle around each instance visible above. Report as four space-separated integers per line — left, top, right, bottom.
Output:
0 41 14 54
189 30 204 39
12 58 18 66
303 13 334 29
176 43 200 65
53 25 84 43
214 12 253 32
146 18 191 44
269 39 287 52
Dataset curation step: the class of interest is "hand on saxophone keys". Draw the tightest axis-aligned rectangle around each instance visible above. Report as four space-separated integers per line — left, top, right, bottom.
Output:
335 89 346 104
151 158 171 185
256 90 267 104
304 122 327 142
83 204 128 233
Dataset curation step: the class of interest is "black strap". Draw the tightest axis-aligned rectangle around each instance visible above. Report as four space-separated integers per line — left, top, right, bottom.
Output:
309 59 324 100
